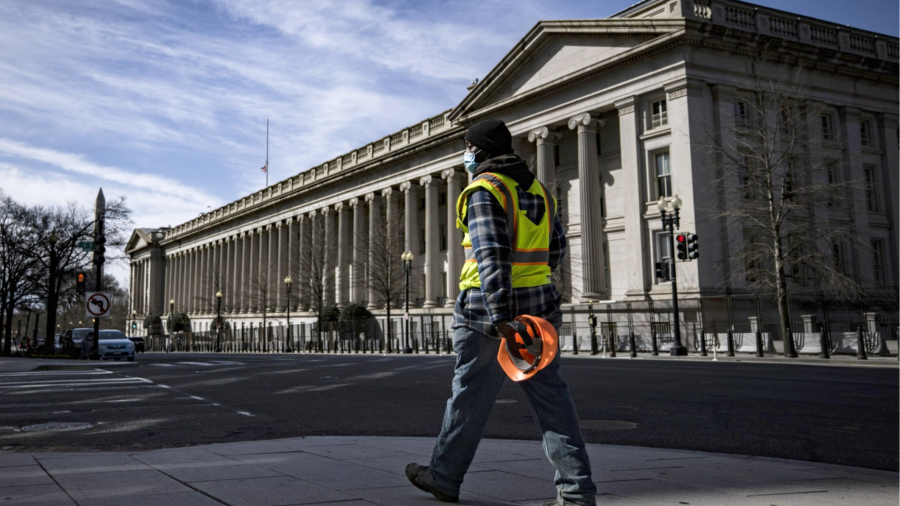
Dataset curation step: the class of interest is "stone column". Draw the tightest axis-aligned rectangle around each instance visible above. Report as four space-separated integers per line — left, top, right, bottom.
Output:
299 213 314 311
224 237 233 313
839 107 873 281
350 198 365 303
161 257 169 314
267 224 277 313
176 253 184 311
182 252 189 312
288 217 297 311
322 207 336 306
235 234 245 313
383 188 400 308
616 97 650 296
276 221 287 312
129 263 136 316
528 126 558 187
249 229 259 313
400 181 418 305
202 245 211 314
336 202 350 306
366 192 381 310
259 226 269 314
421 175 439 308
187 249 195 314
569 112 606 300
442 169 464 306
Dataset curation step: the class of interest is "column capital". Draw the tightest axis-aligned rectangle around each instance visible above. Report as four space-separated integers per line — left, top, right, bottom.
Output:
568 112 597 132
364 192 376 202
527 126 549 143
441 168 461 181
399 181 416 192
307 210 317 220
319 206 332 216
615 97 636 115
381 187 393 197
348 197 360 207
419 175 434 187
274 221 283 229
665 77 704 101
334 201 345 212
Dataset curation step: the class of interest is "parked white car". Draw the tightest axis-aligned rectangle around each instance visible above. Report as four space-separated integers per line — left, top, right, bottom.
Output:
81 330 136 361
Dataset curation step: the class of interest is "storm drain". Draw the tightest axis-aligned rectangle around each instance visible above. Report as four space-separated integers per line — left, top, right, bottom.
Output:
20 422 93 432
579 420 640 431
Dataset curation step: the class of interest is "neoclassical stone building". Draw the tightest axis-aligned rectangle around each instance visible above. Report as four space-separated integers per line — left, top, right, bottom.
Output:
126 0 898 337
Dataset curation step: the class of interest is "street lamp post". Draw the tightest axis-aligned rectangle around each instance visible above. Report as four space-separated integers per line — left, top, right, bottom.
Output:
657 195 688 356
168 299 174 353
131 310 137 345
401 251 414 354
215 291 223 352
588 302 598 355
45 234 59 354
284 276 293 353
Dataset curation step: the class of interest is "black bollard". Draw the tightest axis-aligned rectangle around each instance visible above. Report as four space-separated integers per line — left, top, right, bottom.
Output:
629 331 637 358
651 328 658 356
856 326 868 360
699 328 707 356
414 337 419 354
784 325 798 358
755 329 764 357
609 332 617 358
727 328 735 357
818 324 830 359
877 328 891 357
424 336 429 354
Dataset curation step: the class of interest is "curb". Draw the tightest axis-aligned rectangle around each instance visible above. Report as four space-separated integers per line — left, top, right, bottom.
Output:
32 362 139 371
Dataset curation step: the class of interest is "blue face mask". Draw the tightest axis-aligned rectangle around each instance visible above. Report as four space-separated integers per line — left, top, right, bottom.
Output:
463 151 480 173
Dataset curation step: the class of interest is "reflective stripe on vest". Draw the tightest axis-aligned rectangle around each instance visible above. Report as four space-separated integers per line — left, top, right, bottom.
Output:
456 171 556 291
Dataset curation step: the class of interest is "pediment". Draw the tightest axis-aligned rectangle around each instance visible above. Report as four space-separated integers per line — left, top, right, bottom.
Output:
125 229 152 254
450 20 684 123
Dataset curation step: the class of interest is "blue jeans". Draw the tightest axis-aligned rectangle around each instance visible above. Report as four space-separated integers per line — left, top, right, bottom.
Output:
429 326 597 506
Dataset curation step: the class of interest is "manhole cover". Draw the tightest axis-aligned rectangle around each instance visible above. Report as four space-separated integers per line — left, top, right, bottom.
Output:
580 420 640 431
21 422 93 432
495 399 516 404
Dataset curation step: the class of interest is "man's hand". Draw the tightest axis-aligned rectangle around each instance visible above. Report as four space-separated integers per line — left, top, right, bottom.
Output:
494 320 518 340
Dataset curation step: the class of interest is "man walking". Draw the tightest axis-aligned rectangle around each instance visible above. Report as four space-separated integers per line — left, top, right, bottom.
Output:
406 119 596 506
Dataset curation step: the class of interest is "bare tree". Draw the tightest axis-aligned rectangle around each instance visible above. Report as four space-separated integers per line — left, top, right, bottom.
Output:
704 63 866 350
354 203 406 346
0 195 39 354
295 213 332 344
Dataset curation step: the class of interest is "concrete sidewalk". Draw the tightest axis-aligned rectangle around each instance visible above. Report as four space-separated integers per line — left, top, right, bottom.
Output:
1 436 896 506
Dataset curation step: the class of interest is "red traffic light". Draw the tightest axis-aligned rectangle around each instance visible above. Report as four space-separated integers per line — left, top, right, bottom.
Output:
77 273 86 283
676 234 686 243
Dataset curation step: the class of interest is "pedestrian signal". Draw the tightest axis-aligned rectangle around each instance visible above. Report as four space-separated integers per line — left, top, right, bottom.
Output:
76 271 87 294
654 262 670 282
676 234 688 261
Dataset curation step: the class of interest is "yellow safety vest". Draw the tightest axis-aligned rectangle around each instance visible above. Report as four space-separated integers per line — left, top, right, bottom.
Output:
456 171 557 291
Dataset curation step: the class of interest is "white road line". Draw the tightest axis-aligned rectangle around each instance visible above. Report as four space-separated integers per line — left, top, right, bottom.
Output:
177 362 216 366
0 378 153 389
190 396 205 401
151 363 175 367
237 411 253 417
0 370 112 378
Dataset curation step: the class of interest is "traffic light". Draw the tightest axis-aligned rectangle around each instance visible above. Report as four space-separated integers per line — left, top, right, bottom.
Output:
131 322 137 331
676 234 688 260
76 271 86 294
654 262 670 282
686 233 699 260
93 236 106 265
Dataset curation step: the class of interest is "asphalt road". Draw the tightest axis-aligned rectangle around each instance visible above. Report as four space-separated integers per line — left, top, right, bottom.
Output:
0 352 896 471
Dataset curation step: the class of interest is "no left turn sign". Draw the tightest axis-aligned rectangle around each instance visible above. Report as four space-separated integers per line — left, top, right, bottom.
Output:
85 292 112 318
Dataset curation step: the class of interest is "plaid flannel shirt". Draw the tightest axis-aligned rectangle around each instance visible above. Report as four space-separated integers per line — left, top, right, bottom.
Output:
452 187 567 337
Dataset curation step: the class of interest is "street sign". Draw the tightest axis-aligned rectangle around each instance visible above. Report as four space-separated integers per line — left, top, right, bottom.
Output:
85 292 112 318
78 241 94 252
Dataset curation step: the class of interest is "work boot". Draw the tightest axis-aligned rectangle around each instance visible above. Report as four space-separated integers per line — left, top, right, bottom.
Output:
405 463 458 503
543 499 596 506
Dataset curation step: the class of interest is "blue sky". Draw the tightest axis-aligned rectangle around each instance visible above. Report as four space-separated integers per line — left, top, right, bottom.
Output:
0 0 896 283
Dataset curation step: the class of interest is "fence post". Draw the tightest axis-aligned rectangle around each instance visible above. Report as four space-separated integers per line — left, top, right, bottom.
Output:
818 323 830 359
856 325 868 360
784 325 797 358
699 326 707 356
727 327 735 357
754 294 764 357
571 306 579 355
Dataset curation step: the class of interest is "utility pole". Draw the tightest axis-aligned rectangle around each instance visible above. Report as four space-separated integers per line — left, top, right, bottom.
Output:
90 189 106 360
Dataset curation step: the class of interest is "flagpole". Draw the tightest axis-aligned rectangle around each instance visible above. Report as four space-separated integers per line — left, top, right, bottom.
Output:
266 118 269 188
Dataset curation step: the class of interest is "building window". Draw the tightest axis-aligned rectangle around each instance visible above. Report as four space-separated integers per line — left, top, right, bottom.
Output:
860 120 871 146
744 231 758 282
826 161 838 207
419 228 426 254
655 151 671 199
655 231 671 284
442 271 448 297
777 108 790 135
602 241 610 290
553 144 560 167
872 240 885 286
737 153 751 199
439 224 447 251
821 114 833 141
832 242 844 275
439 192 447 206
556 186 567 226
651 99 668 128
595 132 602 156
418 197 426 211
734 100 748 127
864 165 879 212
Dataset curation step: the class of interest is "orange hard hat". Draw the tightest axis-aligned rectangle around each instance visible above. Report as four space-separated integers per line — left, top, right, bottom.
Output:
497 315 558 382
